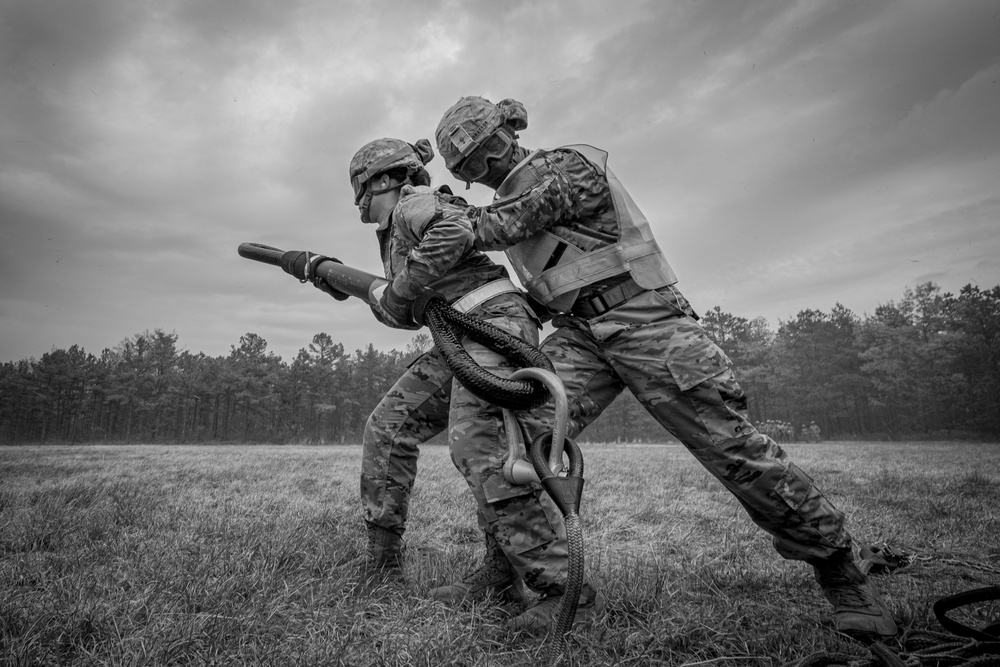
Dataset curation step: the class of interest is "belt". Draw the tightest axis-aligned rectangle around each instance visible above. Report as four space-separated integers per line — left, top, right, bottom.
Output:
451 278 520 313
571 276 648 319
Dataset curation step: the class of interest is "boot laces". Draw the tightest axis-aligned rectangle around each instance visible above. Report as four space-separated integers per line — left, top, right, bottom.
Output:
821 571 874 609
463 553 511 588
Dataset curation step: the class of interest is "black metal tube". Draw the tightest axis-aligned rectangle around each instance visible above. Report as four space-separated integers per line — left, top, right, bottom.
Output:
237 242 283 265
313 260 387 304
238 242 387 304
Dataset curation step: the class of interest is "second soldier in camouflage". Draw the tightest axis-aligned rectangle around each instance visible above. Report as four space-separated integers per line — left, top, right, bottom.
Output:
432 96 898 638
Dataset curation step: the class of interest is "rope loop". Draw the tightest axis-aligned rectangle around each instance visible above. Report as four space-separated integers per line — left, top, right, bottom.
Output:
422 297 554 411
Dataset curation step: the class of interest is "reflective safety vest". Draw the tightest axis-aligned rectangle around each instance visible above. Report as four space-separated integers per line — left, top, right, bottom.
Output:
500 144 678 313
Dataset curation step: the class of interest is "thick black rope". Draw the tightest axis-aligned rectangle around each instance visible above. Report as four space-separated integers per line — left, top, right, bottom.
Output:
530 433 587 667
904 630 1000 666
421 296 555 411
934 586 1000 643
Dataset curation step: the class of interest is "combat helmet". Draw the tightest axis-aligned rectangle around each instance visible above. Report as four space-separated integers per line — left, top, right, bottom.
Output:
435 97 527 184
349 138 434 205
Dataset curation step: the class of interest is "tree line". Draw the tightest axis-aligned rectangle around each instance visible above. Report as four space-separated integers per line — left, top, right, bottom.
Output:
2 282 998 445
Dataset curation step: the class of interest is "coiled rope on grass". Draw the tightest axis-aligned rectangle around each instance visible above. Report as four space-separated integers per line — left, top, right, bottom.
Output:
781 586 1000 667
783 634 1000 667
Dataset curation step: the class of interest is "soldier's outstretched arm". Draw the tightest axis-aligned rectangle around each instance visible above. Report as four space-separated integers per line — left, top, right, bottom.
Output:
469 151 584 251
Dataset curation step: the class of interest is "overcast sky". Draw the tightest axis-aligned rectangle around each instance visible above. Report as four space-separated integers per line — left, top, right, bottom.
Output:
2 0 998 364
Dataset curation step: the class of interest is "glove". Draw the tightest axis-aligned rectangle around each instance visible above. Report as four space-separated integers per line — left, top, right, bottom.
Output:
525 293 555 324
411 290 446 326
279 250 349 301
436 184 468 206
315 281 350 301
373 286 420 330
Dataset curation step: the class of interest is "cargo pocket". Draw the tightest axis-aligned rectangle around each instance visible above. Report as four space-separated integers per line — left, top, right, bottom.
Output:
479 460 557 556
481 460 537 504
772 462 847 552
774 463 818 514
662 315 734 392
489 490 560 556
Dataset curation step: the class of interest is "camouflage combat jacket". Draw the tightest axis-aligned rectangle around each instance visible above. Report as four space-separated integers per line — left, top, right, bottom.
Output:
471 145 678 313
377 184 509 303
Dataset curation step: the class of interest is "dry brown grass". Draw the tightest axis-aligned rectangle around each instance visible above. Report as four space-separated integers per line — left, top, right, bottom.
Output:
1 442 998 666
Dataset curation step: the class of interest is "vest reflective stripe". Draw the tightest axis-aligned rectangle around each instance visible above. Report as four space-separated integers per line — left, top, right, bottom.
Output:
502 144 677 312
450 278 520 313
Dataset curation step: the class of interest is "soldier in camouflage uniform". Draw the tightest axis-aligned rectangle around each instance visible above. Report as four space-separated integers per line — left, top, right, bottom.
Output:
433 96 897 638
345 137 600 622
809 422 822 443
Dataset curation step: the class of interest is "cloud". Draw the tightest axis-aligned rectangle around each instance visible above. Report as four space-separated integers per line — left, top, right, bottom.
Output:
1 0 998 364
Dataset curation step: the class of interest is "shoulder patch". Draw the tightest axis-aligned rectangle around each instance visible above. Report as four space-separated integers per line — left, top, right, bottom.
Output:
396 189 437 228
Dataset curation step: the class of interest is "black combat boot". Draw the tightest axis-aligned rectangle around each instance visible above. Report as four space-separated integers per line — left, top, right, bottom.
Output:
343 522 403 576
429 530 516 604
812 551 898 637
508 583 605 634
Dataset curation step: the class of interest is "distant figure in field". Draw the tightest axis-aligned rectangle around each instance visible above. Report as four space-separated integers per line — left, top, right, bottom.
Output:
809 421 822 443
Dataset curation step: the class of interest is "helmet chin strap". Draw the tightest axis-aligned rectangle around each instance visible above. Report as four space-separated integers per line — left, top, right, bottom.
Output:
371 180 408 197
362 178 409 227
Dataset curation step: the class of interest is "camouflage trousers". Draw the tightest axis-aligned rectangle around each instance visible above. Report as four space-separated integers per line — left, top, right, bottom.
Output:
360 297 571 595
522 284 852 562
360 349 450 533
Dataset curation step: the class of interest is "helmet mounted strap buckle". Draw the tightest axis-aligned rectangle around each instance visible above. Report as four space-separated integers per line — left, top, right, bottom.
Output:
448 125 477 157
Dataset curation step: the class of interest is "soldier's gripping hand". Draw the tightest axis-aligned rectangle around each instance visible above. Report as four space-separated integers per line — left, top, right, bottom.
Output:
279 250 350 301
315 281 350 301
372 286 420 330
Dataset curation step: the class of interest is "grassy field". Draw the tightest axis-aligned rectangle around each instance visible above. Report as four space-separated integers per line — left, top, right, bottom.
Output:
1 441 998 666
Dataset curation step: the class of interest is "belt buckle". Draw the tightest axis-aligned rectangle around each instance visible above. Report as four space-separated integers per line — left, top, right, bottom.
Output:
592 293 610 316
578 293 608 318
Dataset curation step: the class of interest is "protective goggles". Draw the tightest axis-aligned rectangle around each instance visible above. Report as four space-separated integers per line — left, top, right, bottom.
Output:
351 146 415 205
450 129 513 183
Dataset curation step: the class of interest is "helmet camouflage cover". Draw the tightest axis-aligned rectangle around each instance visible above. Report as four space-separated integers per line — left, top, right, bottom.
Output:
435 97 527 172
349 138 434 204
